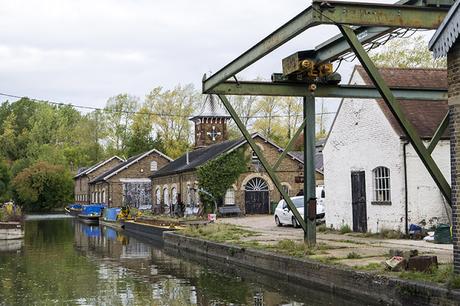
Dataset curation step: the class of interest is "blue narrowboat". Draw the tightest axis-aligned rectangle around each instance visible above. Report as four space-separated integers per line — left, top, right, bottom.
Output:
78 204 106 225
65 204 83 216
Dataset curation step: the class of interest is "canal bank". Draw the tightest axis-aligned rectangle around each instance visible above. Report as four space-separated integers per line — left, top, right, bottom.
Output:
163 231 460 305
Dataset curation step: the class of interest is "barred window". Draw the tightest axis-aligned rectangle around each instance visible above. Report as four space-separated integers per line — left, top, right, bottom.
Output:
373 166 391 203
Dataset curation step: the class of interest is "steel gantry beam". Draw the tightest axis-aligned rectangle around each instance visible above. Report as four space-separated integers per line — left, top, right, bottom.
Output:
202 1 449 93
207 81 448 100
217 95 308 232
338 24 452 205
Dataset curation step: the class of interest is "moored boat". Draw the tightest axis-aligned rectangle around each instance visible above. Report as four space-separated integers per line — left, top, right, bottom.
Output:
0 222 24 240
65 204 83 216
78 204 105 225
100 207 123 229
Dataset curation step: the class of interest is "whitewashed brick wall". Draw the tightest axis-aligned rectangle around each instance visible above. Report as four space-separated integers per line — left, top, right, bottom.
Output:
323 69 451 233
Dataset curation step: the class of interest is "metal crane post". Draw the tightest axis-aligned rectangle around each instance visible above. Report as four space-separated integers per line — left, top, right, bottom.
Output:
304 94 317 246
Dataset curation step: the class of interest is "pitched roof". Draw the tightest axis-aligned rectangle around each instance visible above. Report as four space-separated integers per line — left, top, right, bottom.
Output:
151 133 305 179
355 66 448 139
151 138 244 178
90 149 172 183
189 95 230 120
74 156 124 179
429 0 460 58
288 151 324 174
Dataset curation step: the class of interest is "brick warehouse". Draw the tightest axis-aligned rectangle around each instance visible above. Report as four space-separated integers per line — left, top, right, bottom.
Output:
89 148 172 209
429 0 460 273
151 97 324 215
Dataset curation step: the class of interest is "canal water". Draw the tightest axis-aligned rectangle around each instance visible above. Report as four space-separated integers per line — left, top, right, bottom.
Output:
0 217 368 305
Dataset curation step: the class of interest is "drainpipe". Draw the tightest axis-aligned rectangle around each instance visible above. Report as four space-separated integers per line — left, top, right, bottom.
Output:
403 141 409 236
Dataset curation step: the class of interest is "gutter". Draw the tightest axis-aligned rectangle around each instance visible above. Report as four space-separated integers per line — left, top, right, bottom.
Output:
403 141 409 236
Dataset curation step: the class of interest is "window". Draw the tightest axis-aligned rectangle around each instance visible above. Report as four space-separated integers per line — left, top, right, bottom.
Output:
171 187 177 205
150 161 158 172
163 188 169 205
281 184 290 196
373 166 391 203
156 188 161 205
224 188 235 205
102 190 105 203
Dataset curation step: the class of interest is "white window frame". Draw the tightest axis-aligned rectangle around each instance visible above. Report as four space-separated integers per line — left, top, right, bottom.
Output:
224 188 235 206
150 161 158 172
372 166 391 204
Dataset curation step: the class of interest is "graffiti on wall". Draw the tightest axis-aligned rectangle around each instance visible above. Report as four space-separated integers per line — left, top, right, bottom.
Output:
123 182 152 209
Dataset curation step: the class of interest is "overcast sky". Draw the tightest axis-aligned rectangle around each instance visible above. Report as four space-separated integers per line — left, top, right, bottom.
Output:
0 0 409 109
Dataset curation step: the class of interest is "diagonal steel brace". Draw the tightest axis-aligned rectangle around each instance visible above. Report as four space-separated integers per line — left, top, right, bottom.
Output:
218 94 308 231
273 117 307 171
338 25 452 206
427 111 449 154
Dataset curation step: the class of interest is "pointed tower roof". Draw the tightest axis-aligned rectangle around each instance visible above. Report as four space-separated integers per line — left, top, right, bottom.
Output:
190 95 231 121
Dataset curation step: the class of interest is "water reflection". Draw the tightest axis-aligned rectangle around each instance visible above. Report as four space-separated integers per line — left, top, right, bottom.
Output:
0 219 367 306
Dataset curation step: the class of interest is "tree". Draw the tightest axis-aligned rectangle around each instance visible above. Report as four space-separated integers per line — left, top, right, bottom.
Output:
197 149 248 214
0 159 10 202
253 96 286 145
125 106 164 156
102 94 139 156
370 34 447 68
145 84 199 158
12 161 73 212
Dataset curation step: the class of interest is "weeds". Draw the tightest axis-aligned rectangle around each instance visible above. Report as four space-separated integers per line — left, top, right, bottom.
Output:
398 264 460 288
179 223 257 243
353 263 383 271
339 224 352 234
346 252 362 259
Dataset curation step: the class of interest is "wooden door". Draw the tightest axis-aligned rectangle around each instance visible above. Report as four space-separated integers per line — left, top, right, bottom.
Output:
245 191 269 214
244 177 270 214
351 171 367 233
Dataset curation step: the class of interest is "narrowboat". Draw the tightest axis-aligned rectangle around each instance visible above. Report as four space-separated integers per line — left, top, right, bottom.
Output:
100 207 123 230
65 204 83 216
78 204 105 225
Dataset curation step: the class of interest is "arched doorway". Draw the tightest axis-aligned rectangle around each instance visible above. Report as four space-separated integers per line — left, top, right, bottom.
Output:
244 177 269 214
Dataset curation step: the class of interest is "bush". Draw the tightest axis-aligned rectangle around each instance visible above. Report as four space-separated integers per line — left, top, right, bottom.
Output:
339 224 352 234
12 161 73 212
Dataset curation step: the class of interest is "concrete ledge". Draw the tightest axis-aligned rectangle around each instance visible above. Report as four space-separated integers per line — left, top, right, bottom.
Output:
164 232 460 305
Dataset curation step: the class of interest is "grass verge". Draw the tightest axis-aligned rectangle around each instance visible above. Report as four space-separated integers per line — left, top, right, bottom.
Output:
179 223 257 243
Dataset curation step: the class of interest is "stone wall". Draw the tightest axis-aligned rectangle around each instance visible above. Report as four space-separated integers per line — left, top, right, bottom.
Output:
164 232 460 305
448 41 460 273
151 136 321 214
74 158 122 204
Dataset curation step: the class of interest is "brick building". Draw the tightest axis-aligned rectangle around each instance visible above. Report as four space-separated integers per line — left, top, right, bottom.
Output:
73 156 124 204
429 0 460 273
150 97 323 215
324 66 450 233
89 148 172 209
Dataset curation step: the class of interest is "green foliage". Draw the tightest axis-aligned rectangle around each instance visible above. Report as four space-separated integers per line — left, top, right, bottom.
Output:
0 159 11 202
12 161 73 212
197 149 248 213
398 264 460 288
370 34 446 69
179 223 257 243
339 224 352 234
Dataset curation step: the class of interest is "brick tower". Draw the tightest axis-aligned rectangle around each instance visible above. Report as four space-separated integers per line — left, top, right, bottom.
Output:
190 95 231 148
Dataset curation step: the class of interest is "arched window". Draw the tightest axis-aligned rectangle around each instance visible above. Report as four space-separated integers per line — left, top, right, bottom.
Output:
102 190 105 203
281 184 290 196
163 188 169 205
373 166 391 203
155 188 161 205
224 188 235 205
150 161 158 172
171 187 178 205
